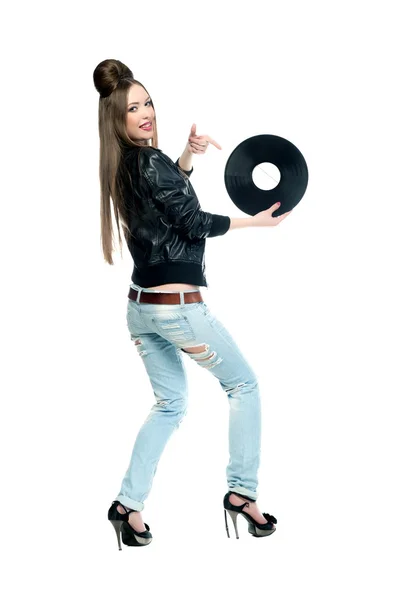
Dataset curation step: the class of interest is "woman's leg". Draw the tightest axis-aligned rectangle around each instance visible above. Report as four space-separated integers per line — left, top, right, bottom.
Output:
116 333 188 509
138 299 262 502
115 307 189 513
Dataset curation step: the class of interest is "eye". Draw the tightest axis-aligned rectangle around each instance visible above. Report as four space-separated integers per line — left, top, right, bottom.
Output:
129 100 153 112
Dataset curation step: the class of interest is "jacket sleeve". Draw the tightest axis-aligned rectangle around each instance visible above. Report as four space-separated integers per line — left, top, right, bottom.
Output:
139 148 231 240
174 157 193 177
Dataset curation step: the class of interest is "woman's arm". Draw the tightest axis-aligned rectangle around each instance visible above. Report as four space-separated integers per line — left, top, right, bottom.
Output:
176 145 193 172
140 149 230 239
174 150 260 231
228 217 254 230
175 157 193 177
175 147 258 230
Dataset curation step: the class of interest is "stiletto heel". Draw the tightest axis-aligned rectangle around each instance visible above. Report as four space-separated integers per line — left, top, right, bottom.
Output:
108 501 152 550
224 508 240 538
224 508 229 537
109 519 124 551
223 491 277 539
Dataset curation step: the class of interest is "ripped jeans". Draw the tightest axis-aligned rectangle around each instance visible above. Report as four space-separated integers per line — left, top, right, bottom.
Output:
115 283 262 511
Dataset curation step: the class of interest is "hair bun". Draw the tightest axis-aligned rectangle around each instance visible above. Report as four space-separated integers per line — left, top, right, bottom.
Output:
93 59 134 98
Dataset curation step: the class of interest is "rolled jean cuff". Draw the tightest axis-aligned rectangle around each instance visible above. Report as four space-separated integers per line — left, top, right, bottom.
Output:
115 494 144 512
229 486 258 501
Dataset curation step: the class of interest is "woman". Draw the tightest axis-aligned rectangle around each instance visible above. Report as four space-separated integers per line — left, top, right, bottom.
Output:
93 59 292 549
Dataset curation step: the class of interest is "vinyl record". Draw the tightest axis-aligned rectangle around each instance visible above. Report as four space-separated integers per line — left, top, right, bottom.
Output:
224 134 308 216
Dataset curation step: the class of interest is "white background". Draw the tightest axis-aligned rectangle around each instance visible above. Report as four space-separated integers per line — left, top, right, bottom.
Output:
2 0 398 598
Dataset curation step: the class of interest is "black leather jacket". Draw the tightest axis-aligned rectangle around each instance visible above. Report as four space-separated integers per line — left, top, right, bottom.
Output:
122 146 231 288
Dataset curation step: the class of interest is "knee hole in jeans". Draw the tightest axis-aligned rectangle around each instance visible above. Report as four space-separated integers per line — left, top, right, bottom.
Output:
182 343 223 369
182 343 208 356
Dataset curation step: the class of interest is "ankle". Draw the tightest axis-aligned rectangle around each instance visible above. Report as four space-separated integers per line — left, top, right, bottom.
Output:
230 493 254 505
230 492 254 501
117 503 140 515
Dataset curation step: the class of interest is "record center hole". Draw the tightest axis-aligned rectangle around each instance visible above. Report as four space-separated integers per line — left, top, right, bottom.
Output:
252 162 281 191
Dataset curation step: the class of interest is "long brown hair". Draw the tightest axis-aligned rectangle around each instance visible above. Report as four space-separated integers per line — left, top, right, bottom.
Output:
93 58 162 265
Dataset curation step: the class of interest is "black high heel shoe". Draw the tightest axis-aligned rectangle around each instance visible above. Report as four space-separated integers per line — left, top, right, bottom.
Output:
108 501 152 550
223 491 277 539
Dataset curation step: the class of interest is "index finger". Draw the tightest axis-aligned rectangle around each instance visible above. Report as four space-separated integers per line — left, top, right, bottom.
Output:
204 136 222 150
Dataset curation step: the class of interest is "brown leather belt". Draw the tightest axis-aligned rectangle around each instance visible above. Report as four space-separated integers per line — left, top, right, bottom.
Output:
128 287 203 305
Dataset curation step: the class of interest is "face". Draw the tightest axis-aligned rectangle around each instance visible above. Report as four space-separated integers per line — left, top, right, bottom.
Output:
126 84 155 142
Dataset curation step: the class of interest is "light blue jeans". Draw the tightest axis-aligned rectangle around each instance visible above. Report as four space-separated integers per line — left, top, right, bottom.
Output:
115 283 262 511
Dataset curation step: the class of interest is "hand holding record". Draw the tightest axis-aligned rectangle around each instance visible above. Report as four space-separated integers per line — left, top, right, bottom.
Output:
251 201 293 227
